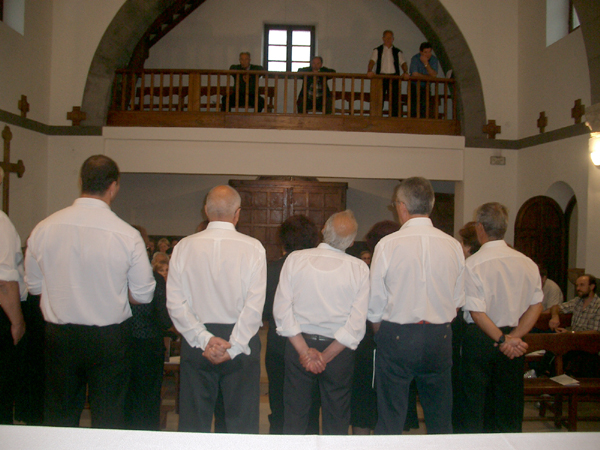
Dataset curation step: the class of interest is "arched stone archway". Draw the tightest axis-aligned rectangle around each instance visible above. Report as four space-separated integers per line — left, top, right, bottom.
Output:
80 0 599 134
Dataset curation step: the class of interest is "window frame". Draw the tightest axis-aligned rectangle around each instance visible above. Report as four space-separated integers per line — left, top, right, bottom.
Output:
568 0 580 33
263 24 316 72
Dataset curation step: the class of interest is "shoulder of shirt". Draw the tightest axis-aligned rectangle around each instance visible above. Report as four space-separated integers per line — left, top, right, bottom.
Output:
183 227 265 249
250 65 264 70
466 241 536 267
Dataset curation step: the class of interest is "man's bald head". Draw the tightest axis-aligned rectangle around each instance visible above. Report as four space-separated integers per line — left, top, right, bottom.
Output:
322 210 358 251
205 185 242 223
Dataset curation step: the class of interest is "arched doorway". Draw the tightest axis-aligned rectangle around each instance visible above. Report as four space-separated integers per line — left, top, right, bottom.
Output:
514 196 567 294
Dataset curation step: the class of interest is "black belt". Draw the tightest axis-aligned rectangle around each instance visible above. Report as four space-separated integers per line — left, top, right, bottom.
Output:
302 333 334 342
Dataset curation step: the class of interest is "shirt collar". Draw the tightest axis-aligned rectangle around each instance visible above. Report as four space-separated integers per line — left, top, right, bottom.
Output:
400 217 432 229
318 242 345 253
480 240 508 249
74 197 111 210
206 221 236 231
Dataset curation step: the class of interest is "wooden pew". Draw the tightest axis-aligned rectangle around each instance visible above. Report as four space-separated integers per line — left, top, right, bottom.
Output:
523 332 600 430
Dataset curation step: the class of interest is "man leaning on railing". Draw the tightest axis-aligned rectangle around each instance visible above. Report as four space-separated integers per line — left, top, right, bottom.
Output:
296 56 336 114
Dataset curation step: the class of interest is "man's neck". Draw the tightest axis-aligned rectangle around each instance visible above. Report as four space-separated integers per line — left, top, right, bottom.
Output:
582 293 596 305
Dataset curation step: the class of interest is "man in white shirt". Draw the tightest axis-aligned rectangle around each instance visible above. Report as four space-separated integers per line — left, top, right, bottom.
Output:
167 185 266 433
366 30 410 117
461 202 543 433
274 210 369 435
25 155 155 428
539 266 563 312
369 177 465 434
0 167 27 424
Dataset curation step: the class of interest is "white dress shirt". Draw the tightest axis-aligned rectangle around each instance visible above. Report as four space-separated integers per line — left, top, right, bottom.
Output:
25 197 155 326
273 243 370 350
0 211 27 301
167 221 266 359
368 217 465 325
370 46 406 74
542 278 563 311
464 240 543 327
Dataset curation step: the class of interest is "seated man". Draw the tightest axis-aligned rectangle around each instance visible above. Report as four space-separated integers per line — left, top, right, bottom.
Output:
222 52 265 112
296 56 336 114
549 274 600 376
274 210 369 435
540 265 564 312
409 42 439 118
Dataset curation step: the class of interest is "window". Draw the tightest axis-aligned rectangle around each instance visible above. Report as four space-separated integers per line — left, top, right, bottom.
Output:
263 25 315 72
568 0 580 32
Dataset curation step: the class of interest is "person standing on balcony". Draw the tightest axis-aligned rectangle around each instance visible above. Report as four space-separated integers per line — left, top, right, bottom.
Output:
409 42 439 118
296 56 336 114
367 30 409 117
222 52 265 112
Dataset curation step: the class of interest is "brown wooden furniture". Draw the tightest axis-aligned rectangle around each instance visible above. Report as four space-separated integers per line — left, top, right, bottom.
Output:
229 178 347 261
523 332 600 430
161 336 181 428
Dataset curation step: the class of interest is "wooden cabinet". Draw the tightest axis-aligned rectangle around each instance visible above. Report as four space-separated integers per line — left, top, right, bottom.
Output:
229 178 347 261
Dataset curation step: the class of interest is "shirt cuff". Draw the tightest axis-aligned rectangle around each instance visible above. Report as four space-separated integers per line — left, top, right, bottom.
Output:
334 327 360 351
464 295 487 313
276 323 302 338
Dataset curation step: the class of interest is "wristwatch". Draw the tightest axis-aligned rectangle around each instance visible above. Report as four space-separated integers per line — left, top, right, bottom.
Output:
496 334 506 345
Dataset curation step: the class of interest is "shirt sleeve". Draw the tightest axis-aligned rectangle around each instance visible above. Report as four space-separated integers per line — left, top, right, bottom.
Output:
368 241 389 323
127 234 155 304
544 285 563 309
227 247 267 359
166 245 215 350
559 298 578 314
409 55 419 74
370 48 378 63
398 51 407 67
273 256 303 338
0 219 21 283
430 56 439 72
453 254 466 309
334 263 369 350
24 231 43 296
464 264 487 313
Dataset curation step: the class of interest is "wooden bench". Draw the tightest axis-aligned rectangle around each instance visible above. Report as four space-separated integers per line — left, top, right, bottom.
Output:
523 332 600 430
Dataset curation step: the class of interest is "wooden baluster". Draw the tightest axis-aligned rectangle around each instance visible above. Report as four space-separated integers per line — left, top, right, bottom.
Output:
189 72 200 112
302 74 308 114
312 75 317 114
341 77 346 115
283 74 288 114
140 72 146 111
360 78 365 116
406 77 411 118
177 72 183 111
217 73 222 112
254 72 259 113
350 78 355 116
331 77 336 115
168 72 174 111
151 72 156 112
273 74 278 114
452 80 457 120
370 78 382 117
206 73 211 111
159 73 164 111
293 74 298 114
443 81 448 119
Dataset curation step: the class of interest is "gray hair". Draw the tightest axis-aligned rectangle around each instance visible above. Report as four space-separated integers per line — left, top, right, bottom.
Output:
323 210 358 251
205 185 241 221
396 177 435 216
475 202 508 240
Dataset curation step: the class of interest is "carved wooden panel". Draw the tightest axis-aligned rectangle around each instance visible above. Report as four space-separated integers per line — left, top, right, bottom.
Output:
230 179 347 261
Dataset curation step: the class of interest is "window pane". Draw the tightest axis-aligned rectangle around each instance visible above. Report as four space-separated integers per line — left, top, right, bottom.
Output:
268 61 287 72
269 29 287 45
268 45 287 61
291 62 307 72
292 46 311 62
292 30 311 46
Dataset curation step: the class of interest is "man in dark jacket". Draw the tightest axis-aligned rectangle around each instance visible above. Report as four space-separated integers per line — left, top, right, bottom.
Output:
297 56 336 114
222 52 265 112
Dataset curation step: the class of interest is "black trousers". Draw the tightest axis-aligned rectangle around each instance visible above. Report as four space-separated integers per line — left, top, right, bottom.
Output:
375 321 453 435
265 321 320 434
459 324 524 433
297 95 333 114
44 320 132 428
124 336 164 430
382 78 400 117
179 323 261 433
0 308 26 424
283 336 354 435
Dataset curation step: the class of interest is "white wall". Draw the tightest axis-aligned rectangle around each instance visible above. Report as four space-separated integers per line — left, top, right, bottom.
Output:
0 122 48 244
145 0 429 75
0 0 52 122
518 1 590 138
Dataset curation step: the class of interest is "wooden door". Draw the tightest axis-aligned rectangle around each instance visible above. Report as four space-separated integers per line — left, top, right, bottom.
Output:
230 179 347 261
514 196 567 294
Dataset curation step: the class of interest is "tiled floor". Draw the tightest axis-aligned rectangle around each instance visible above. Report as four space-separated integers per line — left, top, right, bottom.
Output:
79 327 600 434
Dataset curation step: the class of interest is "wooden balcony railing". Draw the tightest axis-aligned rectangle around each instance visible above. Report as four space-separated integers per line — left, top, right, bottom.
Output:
107 69 460 135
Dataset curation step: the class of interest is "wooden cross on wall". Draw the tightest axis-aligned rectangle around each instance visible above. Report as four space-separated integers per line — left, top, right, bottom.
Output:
1 126 26 215
483 120 501 139
18 95 30 118
571 99 585 124
537 112 548 133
